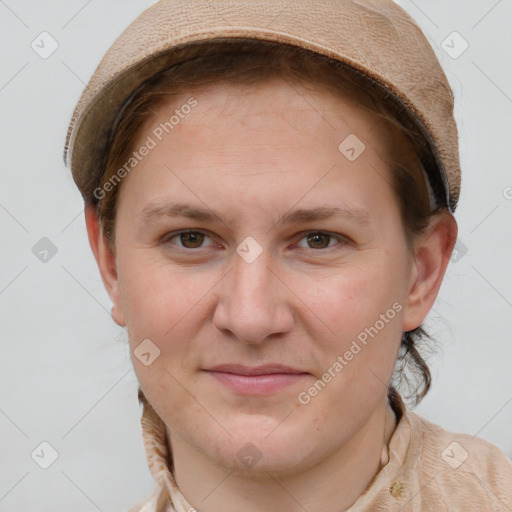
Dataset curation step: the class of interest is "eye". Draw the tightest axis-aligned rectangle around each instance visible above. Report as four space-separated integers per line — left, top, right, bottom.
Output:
162 230 214 249
296 231 346 250
161 229 348 252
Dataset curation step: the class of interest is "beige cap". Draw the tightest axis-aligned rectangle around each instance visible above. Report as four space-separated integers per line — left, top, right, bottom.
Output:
63 0 461 211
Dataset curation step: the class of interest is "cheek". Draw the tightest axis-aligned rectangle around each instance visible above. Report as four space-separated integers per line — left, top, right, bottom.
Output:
117 253 213 415
117 249 212 338
295 263 404 421
298 252 408 407
305 257 406 341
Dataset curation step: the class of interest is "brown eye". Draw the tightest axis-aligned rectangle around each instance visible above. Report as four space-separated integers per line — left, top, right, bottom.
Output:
178 231 205 248
164 230 211 249
295 231 347 252
306 232 333 249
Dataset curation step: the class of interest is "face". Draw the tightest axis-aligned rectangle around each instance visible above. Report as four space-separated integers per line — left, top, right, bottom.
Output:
109 78 420 476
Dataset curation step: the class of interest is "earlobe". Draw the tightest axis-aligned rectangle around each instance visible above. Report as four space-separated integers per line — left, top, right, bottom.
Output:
402 211 458 332
84 205 126 327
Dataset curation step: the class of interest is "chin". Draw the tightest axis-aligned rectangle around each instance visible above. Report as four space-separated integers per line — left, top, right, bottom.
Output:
199 424 316 475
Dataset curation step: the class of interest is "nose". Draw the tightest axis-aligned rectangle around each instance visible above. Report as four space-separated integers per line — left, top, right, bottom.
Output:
212 248 295 345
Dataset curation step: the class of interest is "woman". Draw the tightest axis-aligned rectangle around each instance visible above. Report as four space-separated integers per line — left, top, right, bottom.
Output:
63 0 512 510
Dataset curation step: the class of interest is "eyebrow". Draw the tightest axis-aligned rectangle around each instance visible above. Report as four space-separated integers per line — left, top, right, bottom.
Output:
138 202 371 227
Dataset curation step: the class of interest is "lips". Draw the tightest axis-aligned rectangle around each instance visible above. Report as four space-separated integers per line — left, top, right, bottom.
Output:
206 363 307 376
204 364 309 395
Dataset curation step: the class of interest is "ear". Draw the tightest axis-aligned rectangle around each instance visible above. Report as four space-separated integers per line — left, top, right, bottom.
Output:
84 205 126 327
402 210 458 332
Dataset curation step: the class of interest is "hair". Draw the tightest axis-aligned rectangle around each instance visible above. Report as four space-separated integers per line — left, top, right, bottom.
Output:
94 39 446 406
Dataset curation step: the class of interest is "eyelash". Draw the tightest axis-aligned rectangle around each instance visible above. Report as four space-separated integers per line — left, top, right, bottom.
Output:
161 229 348 253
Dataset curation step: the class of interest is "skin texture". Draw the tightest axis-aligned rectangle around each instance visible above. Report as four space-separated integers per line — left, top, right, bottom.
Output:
85 78 457 511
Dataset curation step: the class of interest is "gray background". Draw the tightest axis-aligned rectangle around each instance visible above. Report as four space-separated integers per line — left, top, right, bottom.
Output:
1 0 511 510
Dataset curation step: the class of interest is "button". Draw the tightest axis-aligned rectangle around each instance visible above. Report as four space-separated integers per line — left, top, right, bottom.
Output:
389 479 405 498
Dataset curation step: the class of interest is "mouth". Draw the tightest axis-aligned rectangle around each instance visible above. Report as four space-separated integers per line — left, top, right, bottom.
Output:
206 363 307 376
203 364 309 395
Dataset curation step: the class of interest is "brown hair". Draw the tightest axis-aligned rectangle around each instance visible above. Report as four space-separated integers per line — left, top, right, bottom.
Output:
95 40 443 405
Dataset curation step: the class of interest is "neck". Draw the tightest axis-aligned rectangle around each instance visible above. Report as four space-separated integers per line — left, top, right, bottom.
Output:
167 398 397 512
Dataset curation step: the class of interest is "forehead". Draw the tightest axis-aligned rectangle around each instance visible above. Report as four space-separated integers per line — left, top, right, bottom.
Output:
115 78 398 225
133 77 392 165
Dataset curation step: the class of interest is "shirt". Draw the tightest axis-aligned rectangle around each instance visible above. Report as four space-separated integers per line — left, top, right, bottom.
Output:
127 391 512 511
